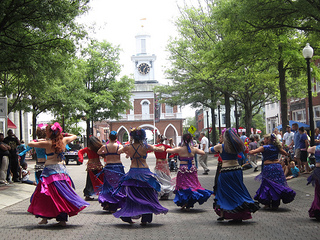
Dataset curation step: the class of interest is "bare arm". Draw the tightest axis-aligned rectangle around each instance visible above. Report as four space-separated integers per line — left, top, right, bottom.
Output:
28 140 49 149
148 145 165 152
97 145 107 155
249 146 264 155
63 134 77 145
195 148 205 155
308 146 316 154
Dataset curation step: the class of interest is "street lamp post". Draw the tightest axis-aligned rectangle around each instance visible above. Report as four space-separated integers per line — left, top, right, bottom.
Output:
303 43 314 146
234 100 239 133
217 100 221 135
206 110 210 140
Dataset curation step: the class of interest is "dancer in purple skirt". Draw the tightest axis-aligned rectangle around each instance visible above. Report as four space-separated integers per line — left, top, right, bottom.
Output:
249 133 296 210
113 127 168 225
166 133 213 211
307 145 320 220
97 131 126 213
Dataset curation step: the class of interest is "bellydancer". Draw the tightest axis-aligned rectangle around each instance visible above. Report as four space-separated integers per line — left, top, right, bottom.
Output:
78 136 103 201
166 133 213 211
113 127 168 225
28 122 89 226
97 131 126 213
249 133 296 210
154 134 174 200
210 128 260 222
307 145 320 220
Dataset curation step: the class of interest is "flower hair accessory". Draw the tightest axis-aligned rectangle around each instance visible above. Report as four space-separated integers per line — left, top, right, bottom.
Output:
51 122 62 135
38 123 48 130
110 131 117 136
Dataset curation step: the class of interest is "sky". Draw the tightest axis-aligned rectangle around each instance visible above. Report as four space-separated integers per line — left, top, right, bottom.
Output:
77 0 200 118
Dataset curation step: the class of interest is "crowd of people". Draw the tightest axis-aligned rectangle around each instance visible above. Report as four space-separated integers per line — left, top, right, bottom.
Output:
1 122 320 226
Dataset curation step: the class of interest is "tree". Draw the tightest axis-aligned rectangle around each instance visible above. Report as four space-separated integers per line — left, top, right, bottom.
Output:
79 40 134 143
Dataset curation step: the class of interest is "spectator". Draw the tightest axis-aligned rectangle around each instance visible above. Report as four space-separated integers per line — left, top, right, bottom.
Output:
199 132 210 174
0 133 10 185
299 127 311 173
4 129 20 182
292 123 302 173
17 140 27 166
20 162 36 185
314 128 320 146
283 125 294 151
240 132 247 143
273 128 282 142
285 161 300 180
248 137 258 172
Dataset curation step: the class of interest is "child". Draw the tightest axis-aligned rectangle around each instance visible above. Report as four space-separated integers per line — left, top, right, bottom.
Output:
21 162 36 185
286 161 300 180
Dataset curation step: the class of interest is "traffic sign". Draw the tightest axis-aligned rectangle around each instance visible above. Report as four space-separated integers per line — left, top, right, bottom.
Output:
188 125 197 134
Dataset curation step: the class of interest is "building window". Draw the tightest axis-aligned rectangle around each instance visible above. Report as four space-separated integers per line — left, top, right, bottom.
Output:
292 109 306 122
141 101 149 117
314 106 320 118
165 104 173 114
222 114 226 125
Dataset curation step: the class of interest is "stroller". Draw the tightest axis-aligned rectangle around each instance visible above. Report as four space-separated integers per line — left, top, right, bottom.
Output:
168 153 178 172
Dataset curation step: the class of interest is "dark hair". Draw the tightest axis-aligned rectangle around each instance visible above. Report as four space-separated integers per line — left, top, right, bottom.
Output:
249 137 254 142
130 127 146 142
157 134 167 143
109 131 118 141
224 128 244 154
88 136 102 153
21 162 28 168
299 127 304 132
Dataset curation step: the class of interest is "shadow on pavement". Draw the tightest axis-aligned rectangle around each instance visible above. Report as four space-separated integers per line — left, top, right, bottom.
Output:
6 210 30 215
170 208 207 214
112 222 164 229
11 223 84 231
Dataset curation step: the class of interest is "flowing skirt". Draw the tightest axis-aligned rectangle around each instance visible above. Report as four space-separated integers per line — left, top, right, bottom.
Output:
84 169 103 197
174 165 213 208
113 168 168 222
98 163 126 211
154 160 175 198
28 164 89 221
214 166 260 220
307 167 320 220
255 163 296 208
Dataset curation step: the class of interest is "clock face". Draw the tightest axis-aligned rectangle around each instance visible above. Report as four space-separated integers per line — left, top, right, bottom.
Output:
138 63 150 75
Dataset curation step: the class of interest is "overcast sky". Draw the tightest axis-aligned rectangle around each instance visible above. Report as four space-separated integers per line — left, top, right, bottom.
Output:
77 0 201 118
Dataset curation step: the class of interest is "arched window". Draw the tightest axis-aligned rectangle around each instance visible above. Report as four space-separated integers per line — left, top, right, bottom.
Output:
142 101 150 119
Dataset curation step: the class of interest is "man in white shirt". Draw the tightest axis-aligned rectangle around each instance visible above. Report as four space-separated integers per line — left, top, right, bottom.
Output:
199 132 210 174
283 125 294 150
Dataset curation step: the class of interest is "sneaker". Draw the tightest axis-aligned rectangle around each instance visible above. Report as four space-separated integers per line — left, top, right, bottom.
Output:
202 172 208 175
254 167 259 172
85 196 94 201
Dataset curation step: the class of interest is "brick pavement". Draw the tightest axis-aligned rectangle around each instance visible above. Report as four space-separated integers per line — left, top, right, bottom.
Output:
0 154 319 240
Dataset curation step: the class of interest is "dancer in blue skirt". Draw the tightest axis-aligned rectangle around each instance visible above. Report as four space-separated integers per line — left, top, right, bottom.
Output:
210 128 260 222
249 133 296 210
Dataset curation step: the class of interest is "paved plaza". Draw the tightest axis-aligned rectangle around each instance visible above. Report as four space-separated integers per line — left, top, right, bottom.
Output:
0 154 319 240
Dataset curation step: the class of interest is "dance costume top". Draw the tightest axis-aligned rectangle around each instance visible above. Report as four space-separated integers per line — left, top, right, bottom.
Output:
130 144 147 167
78 147 102 170
104 144 120 156
154 143 171 159
19 146 47 159
262 144 280 161
180 157 194 169
220 144 238 160
315 145 320 163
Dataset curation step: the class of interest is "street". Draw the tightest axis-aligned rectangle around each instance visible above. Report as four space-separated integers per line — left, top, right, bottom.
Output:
0 154 319 240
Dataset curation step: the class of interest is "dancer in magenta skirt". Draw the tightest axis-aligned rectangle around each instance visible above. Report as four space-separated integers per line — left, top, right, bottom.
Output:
166 133 213 211
113 128 168 225
28 122 89 226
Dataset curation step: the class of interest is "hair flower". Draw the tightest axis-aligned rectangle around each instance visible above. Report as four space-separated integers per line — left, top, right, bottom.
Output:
51 122 62 135
38 123 48 130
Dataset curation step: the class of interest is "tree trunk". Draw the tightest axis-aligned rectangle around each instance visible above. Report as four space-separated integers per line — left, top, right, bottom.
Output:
278 59 288 131
211 106 217 144
244 105 253 137
224 92 231 128
86 119 91 147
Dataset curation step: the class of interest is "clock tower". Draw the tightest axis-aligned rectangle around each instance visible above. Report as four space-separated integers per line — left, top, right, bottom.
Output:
131 27 157 83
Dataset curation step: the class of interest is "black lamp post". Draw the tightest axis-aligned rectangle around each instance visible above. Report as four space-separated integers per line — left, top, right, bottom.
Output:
206 110 210 140
234 100 239 133
217 100 221 135
303 43 314 146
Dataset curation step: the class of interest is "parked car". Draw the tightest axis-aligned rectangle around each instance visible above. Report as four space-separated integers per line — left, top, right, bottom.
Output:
64 142 82 165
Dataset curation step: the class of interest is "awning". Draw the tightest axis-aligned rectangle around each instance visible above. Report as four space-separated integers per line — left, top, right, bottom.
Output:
7 118 17 129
